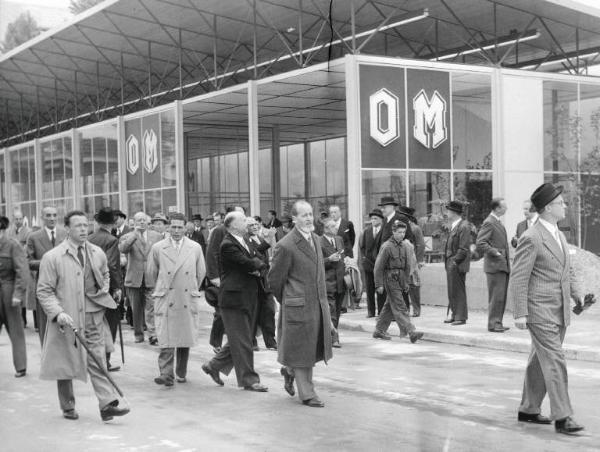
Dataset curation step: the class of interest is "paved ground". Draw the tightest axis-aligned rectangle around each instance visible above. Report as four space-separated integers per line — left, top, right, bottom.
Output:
1 311 599 452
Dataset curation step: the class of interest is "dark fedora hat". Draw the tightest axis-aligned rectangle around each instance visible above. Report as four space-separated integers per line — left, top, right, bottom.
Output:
368 208 384 219
113 209 126 219
531 183 563 210
378 196 399 207
94 207 115 224
192 214 203 221
151 212 168 224
398 205 417 223
446 200 464 214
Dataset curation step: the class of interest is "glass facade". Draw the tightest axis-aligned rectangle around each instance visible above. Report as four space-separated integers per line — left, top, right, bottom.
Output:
79 122 120 215
40 135 74 218
9 145 36 225
359 67 493 254
544 80 600 252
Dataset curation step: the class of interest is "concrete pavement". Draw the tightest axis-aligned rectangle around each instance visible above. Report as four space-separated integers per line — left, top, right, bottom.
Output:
337 303 600 363
1 311 600 451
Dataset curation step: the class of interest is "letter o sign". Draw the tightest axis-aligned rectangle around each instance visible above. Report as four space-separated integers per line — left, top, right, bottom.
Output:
369 88 399 147
126 134 139 175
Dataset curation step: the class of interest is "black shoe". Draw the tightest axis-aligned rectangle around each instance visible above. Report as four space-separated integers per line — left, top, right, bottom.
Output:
332 340 342 348
100 400 130 421
252 344 260 352
154 376 174 387
489 328 506 333
149 337 158 346
555 416 584 434
411 313 420 317
366 314 375 318
107 364 121 372
134 337 144 343
451 320 466 326
373 330 392 340
202 363 224 386
244 383 268 392
14 369 26 378
443 318 455 324
302 397 325 407
176 376 187 383
265 342 278 351
280 367 295 396
409 331 424 343
518 412 552 424
63 409 79 420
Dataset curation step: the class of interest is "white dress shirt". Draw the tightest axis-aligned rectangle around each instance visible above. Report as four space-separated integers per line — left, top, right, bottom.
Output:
538 218 563 252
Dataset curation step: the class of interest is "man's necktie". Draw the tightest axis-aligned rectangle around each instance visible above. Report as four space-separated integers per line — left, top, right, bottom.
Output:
51 230 55 247
77 246 84 267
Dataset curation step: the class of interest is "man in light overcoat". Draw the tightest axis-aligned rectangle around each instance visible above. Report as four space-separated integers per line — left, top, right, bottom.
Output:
37 210 129 422
146 213 206 386
509 183 585 435
268 200 333 407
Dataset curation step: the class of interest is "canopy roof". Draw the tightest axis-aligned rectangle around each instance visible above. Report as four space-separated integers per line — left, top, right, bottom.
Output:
2 0 600 145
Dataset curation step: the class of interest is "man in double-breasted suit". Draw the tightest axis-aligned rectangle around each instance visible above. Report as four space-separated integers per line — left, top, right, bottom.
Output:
444 201 471 325
320 219 345 348
26 206 66 344
88 207 122 371
269 201 333 407
377 197 415 249
118 212 162 344
359 209 384 317
511 199 538 248
328 205 355 258
37 211 129 422
202 211 268 392
476 198 511 333
509 183 584 435
146 213 206 386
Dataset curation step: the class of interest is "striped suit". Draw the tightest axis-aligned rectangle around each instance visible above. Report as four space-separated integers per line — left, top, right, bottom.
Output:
508 221 582 420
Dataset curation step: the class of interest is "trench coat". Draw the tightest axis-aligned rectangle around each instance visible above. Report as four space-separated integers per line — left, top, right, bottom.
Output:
37 240 115 381
145 237 206 347
268 227 332 368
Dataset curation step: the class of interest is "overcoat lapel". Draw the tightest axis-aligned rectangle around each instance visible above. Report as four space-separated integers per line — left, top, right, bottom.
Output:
293 229 317 263
173 237 194 273
537 224 565 265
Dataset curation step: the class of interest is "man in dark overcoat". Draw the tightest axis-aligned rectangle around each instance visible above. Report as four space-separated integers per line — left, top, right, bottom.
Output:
358 209 384 317
268 200 333 408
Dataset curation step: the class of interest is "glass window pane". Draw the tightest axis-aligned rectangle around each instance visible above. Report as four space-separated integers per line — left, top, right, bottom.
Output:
41 141 53 198
161 110 177 187
580 84 600 172
453 172 492 228
452 73 492 170
145 190 162 215
361 170 406 221
544 173 579 246
543 81 578 172
309 140 326 198
280 144 305 212
127 192 144 216
28 146 36 202
108 138 119 193
93 137 107 194
52 139 64 198
80 137 93 196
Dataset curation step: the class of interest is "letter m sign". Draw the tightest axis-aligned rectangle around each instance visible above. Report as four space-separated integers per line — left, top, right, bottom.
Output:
412 89 448 149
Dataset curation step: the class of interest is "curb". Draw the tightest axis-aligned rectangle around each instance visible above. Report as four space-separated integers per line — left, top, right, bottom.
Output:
337 317 600 363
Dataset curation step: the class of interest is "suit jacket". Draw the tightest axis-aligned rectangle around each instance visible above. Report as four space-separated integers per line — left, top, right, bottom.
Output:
444 219 472 273
511 220 529 248
358 225 381 272
112 224 131 239
320 235 345 295
476 214 510 274
206 225 227 280
268 228 332 368
379 212 415 250
7 224 31 247
118 229 162 287
26 227 67 272
0 236 30 302
508 222 582 327
88 227 122 292
190 228 207 255
219 232 265 311
335 218 355 257
412 223 425 264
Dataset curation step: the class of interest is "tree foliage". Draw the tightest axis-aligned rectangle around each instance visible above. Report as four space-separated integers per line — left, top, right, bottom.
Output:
69 0 104 15
1 11 41 53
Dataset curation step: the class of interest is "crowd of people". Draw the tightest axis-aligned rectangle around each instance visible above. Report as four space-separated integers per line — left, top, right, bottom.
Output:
0 181 587 434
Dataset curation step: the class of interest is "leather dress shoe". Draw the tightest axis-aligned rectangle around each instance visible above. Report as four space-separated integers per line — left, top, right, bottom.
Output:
451 320 466 326
149 337 158 346
265 341 278 351
443 318 455 324
489 328 506 333
302 397 325 408
100 400 130 421
14 369 26 378
107 364 121 372
332 340 341 348
202 363 224 386
280 367 295 396
373 331 392 340
63 409 79 420
154 376 174 387
134 337 144 343
366 314 375 318
518 412 552 424
555 416 584 434
244 383 268 392
409 331 424 343
176 376 187 383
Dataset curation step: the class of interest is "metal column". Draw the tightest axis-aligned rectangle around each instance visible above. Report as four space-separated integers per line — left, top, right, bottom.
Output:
174 100 186 213
247 80 260 215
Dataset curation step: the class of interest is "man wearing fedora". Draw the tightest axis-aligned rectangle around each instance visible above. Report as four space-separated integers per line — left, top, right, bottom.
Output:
476 198 511 333
377 197 415 249
444 201 471 326
88 207 123 372
151 213 169 239
190 214 207 255
508 183 584 435
358 208 385 317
